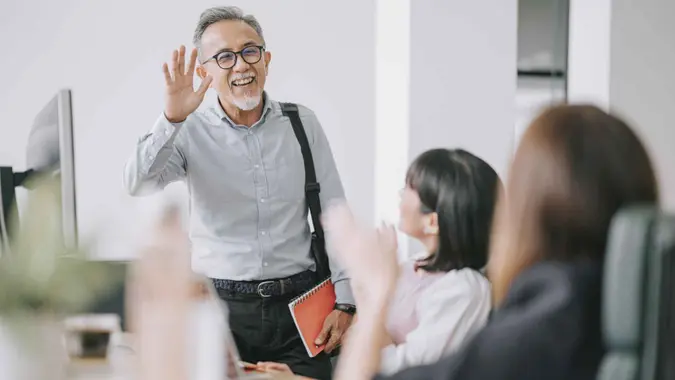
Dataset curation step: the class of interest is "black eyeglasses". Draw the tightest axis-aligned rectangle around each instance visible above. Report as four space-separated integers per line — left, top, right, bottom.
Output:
202 45 265 70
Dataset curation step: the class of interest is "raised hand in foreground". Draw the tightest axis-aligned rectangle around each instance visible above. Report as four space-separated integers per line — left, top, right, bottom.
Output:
127 205 192 380
322 202 400 306
322 203 401 380
163 45 213 123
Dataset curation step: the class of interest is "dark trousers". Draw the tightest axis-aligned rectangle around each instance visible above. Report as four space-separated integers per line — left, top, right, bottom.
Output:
217 288 334 380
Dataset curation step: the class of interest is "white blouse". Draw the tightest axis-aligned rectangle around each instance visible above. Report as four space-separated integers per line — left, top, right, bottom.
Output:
378 258 492 375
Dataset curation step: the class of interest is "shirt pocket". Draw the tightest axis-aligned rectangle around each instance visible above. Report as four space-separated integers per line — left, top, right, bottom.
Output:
268 155 305 202
190 148 254 204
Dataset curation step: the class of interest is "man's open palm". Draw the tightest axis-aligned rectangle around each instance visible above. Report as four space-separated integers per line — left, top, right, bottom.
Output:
162 45 213 123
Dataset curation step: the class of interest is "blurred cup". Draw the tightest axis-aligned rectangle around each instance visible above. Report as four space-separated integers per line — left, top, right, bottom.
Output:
63 314 121 360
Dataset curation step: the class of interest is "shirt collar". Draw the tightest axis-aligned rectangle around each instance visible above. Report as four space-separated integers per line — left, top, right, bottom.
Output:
212 91 274 128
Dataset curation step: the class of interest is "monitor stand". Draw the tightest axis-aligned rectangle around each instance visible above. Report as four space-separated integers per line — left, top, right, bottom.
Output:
0 166 34 255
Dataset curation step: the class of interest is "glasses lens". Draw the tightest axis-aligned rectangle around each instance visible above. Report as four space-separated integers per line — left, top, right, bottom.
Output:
241 46 262 64
217 51 236 69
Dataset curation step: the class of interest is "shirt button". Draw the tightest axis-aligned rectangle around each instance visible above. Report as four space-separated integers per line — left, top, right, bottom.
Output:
260 198 265 203
254 164 260 169
148 155 154 160
263 262 269 267
261 231 267 236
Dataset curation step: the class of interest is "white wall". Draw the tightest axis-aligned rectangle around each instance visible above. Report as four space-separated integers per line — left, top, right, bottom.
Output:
398 0 518 255
567 0 675 210
374 0 410 227
567 0 612 109
0 0 376 258
408 0 518 179
609 0 675 210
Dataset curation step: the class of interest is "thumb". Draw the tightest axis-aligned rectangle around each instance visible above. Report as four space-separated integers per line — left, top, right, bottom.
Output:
196 75 213 97
315 323 331 345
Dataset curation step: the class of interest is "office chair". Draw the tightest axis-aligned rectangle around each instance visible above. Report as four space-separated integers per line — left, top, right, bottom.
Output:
597 206 675 380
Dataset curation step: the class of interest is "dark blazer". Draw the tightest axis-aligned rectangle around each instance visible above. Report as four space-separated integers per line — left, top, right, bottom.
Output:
375 259 604 380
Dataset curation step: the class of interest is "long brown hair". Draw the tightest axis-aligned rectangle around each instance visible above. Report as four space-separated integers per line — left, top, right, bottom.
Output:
488 104 659 305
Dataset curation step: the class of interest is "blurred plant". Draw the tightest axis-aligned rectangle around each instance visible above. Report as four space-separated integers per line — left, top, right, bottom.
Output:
0 174 124 317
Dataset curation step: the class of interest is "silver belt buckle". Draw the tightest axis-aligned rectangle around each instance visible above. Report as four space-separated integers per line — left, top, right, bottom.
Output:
256 280 275 298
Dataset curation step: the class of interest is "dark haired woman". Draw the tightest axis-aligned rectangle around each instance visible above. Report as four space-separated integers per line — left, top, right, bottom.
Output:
374 148 500 374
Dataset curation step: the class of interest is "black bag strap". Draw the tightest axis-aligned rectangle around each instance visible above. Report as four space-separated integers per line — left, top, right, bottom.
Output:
280 102 330 278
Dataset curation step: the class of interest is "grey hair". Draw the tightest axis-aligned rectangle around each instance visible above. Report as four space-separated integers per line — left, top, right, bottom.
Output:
193 6 265 48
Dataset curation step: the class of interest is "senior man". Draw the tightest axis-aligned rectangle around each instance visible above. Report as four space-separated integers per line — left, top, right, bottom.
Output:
124 6 354 379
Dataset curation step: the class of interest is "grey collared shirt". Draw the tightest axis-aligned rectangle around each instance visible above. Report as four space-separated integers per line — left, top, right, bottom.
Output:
123 95 353 304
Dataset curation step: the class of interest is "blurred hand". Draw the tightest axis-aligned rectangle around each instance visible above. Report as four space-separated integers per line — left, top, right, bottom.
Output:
315 309 354 353
163 45 213 123
322 203 400 306
256 362 316 380
127 205 192 380
256 362 293 374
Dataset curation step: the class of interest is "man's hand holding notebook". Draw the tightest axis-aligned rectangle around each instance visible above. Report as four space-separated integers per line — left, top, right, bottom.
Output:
287 278 336 357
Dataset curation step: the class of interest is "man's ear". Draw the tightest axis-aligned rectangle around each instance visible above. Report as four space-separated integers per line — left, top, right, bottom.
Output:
196 65 207 80
264 51 272 75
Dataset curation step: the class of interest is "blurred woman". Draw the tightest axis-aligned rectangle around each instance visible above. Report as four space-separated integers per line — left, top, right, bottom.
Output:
326 104 659 380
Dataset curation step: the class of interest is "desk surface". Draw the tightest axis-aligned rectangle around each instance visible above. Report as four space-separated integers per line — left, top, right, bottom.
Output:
64 279 310 379
67 359 303 380
64 333 305 380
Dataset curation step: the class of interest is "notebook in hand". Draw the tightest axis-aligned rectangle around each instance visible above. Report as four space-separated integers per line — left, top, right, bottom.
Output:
288 278 336 357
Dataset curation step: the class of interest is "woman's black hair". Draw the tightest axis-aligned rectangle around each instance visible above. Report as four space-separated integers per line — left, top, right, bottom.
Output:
405 148 501 272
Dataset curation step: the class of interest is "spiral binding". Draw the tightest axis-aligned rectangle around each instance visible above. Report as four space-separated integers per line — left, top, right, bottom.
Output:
289 277 332 306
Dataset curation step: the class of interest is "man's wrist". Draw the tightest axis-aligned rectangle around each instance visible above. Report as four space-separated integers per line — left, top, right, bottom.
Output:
334 303 356 315
163 111 187 125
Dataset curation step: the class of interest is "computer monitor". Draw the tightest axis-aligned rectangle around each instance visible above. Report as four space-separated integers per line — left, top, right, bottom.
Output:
0 88 78 253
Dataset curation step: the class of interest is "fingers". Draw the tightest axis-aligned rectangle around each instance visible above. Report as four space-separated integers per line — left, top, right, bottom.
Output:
196 75 213 97
166 46 191 83
171 49 179 80
314 322 331 346
378 224 398 252
322 202 356 237
324 331 342 353
162 63 172 85
239 361 257 370
136 204 191 301
322 202 360 256
256 362 293 374
177 45 186 76
186 48 198 76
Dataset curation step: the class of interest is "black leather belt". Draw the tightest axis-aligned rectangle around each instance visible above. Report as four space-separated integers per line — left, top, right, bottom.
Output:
211 270 317 298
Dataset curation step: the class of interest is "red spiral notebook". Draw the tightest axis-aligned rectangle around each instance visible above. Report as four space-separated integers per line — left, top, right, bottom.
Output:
288 278 336 357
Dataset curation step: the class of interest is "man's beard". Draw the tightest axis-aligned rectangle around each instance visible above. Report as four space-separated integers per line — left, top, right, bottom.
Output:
232 92 262 111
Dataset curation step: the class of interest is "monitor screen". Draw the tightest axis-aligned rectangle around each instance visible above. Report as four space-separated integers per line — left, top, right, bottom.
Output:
25 88 78 249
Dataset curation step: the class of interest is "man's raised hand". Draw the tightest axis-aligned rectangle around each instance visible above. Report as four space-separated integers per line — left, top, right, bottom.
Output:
162 45 213 123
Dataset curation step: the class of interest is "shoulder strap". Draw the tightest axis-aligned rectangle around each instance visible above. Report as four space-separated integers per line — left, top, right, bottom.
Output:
280 102 330 277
